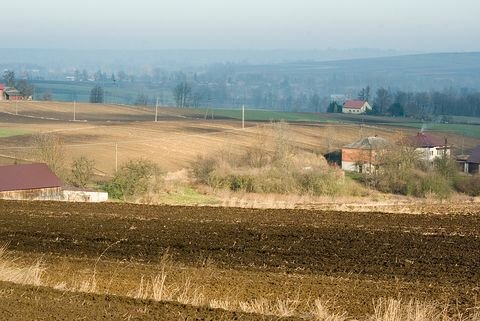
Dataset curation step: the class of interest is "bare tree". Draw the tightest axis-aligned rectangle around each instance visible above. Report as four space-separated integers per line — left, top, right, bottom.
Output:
3 70 15 87
31 134 66 177
69 156 95 188
173 82 192 108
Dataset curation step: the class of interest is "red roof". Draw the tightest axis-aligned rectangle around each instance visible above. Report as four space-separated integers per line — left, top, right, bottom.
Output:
0 163 63 192
0 84 5 90
404 133 446 148
343 100 367 109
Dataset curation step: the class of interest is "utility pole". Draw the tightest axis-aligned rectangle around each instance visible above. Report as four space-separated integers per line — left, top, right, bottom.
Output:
115 143 118 172
73 101 76 121
242 104 245 129
155 97 159 122
15 100 18 115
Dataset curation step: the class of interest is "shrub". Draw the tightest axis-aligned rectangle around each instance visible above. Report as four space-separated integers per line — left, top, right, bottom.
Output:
105 159 162 201
454 175 480 196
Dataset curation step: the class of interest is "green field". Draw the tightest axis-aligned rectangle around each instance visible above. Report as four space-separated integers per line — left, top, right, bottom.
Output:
198 108 338 123
385 122 480 139
0 128 29 138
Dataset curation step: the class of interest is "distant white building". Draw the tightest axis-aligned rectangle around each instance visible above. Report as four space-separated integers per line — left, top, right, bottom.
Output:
343 100 372 114
63 189 108 202
402 133 451 163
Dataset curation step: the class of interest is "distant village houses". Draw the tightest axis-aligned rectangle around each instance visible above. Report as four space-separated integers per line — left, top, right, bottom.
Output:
342 100 372 114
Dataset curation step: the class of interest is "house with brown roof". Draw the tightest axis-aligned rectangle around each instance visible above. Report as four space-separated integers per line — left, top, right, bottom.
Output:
0 163 63 200
3 87 22 100
402 132 451 163
457 145 480 174
342 100 372 114
342 136 390 173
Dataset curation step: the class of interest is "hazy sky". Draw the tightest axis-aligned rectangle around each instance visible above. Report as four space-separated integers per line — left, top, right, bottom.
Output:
2 0 479 51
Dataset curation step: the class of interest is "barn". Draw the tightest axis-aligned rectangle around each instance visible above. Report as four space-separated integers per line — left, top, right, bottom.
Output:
0 163 63 200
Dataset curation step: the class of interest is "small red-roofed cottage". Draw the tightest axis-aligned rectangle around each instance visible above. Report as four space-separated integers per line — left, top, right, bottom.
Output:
0 84 5 100
343 100 372 114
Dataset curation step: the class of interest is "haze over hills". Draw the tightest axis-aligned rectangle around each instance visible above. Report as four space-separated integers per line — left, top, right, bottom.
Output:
0 48 415 71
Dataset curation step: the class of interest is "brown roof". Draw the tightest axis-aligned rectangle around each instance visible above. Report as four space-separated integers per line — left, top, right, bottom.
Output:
0 163 63 192
343 100 367 109
468 145 480 164
403 132 446 148
344 136 391 150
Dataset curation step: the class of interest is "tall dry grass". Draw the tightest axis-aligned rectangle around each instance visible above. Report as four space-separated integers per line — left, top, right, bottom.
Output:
1 245 479 321
0 243 44 286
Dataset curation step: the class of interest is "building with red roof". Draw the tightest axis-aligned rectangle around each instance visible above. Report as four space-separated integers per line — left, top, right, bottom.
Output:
402 132 451 163
0 163 63 200
342 100 372 114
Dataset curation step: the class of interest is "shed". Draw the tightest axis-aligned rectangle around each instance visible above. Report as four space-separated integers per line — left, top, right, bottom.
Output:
0 163 63 200
466 145 480 174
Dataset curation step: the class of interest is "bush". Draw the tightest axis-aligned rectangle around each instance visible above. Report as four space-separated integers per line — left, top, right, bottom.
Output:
191 122 366 197
454 175 480 196
105 159 162 201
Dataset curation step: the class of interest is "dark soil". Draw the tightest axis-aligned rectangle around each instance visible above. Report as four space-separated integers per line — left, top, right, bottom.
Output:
0 201 478 284
0 200 479 318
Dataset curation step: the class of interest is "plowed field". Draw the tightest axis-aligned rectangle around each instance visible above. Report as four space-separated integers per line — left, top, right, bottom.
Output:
0 200 479 319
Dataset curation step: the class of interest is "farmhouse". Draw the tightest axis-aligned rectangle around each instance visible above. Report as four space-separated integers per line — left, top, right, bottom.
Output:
0 163 63 200
342 100 372 114
402 132 451 163
3 87 22 100
341 136 390 173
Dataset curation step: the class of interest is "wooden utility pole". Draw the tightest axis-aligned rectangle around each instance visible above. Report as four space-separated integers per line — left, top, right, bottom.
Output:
155 97 159 122
73 101 76 121
242 104 245 129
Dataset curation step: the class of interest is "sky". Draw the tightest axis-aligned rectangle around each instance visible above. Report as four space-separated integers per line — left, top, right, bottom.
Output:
1 0 479 51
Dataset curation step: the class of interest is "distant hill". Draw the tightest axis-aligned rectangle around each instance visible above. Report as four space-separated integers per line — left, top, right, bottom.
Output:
232 52 480 93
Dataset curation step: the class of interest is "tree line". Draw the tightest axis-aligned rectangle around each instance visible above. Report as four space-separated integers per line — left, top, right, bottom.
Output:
368 87 480 118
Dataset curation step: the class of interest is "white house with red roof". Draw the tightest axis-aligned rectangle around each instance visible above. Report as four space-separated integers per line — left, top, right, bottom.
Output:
0 84 5 100
402 132 451 163
343 100 372 114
